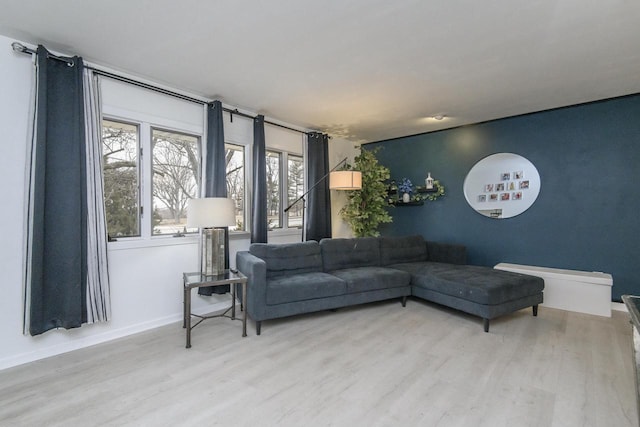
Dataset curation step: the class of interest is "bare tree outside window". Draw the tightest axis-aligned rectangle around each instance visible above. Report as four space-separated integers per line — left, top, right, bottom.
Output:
152 129 200 235
225 144 244 231
102 120 140 238
266 151 281 229
287 155 304 228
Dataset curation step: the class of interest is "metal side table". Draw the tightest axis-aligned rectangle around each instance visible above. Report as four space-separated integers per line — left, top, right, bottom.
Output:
183 270 248 348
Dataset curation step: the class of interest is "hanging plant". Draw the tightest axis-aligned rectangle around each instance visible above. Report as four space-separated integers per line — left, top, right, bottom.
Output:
339 147 392 237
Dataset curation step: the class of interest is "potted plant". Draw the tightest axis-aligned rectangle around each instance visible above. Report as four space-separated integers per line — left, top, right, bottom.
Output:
339 147 393 237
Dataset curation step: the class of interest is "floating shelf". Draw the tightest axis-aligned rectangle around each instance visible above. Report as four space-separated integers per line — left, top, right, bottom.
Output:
386 183 443 206
389 200 424 206
417 186 439 193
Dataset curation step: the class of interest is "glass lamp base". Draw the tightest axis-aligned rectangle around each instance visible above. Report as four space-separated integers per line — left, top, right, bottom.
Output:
201 228 225 276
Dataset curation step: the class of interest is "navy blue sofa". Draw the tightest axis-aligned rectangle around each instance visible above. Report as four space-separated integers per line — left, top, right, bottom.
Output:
236 235 543 334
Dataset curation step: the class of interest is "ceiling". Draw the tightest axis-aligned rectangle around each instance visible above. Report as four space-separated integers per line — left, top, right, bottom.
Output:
1 0 639 143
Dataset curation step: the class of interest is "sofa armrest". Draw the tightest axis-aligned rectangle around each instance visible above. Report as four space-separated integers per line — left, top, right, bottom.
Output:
236 251 267 321
426 241 467 265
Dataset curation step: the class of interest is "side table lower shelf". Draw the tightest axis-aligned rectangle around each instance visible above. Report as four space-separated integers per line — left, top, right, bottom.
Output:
183 270 248 348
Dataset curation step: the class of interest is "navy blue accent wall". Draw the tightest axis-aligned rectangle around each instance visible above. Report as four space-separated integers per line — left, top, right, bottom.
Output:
368 94 640 301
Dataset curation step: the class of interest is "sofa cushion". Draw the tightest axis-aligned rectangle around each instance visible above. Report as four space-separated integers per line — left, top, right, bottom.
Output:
266 272 346 305
379 235 428 266
250 241 323 278
320 237 380 271
329 267 411 293
392 262 544 305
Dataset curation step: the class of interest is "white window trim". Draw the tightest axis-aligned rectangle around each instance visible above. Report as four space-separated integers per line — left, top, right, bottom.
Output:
103 107 203 245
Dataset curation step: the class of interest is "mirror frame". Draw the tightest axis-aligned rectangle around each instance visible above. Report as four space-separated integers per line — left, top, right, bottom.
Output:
463 153 541 219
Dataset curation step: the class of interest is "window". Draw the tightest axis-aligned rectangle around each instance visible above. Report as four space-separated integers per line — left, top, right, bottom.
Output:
263 150 304 232
287 154 304 228
102 119 140 238
101 112 303 240
265 151 282 229
151 128 200 236
225 143 245 231
102 118 202 240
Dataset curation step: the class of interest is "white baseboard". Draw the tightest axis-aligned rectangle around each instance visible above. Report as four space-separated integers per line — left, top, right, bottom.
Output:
612 301 628 313
0 301 231 372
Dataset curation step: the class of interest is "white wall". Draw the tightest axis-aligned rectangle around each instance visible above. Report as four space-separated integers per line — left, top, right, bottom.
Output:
329 138 360 238
0 35 35 369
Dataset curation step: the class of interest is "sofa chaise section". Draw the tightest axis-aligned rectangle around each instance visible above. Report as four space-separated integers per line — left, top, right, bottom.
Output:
380 235 544 332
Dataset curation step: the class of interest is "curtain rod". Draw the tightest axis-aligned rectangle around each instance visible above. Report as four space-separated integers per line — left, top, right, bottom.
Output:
11 41 321 137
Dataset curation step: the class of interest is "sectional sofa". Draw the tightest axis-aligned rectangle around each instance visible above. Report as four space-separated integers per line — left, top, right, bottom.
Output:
236 235 544 334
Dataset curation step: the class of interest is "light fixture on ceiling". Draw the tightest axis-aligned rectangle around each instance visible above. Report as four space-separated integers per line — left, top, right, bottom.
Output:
432 114 446 121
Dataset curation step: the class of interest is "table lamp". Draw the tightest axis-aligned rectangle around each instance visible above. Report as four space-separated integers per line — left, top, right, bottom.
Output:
187 197 236 276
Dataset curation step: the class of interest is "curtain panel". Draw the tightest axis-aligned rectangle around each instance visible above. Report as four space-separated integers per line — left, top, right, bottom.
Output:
305 133 332 242
25 46 88 335
251 115 267 243
24 46 111 335
200 100 228 295
83 70 111 322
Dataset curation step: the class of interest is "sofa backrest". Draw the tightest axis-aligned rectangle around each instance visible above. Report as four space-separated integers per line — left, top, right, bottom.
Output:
320 237 380 271
379 235 428 266
249 241 323 278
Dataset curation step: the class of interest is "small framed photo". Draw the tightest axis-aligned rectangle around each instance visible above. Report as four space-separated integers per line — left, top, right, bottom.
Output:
501 193 510 201
512 191 522 200
501 172 511 181
508 182 516 191
485 184 494 192
489 193 498 202
495 183 505 191
514 171 524 179
519 180 530 189
478 194 487 202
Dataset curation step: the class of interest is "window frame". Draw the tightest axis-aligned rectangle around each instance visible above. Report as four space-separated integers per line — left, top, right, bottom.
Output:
150 126 202 237
225 142 247 232
101 118 142 239
286 153 304 229
102 114 203 243
263 148 305 234
102 106 307 245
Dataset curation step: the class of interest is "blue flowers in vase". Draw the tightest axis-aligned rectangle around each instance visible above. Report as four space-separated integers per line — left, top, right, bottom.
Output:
398 178 414 195
398 178 414 203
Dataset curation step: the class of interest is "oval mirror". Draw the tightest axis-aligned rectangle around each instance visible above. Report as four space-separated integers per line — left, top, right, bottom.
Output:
463 153 540 219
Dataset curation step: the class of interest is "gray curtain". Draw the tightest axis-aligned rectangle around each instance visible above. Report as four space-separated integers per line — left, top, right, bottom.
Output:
83 70 111 322
201 100 228 295
251 115 268 243
305 132 332 242
26 46 87 335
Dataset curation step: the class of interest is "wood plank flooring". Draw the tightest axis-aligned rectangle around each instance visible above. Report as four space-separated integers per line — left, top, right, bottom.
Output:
0 299 636 426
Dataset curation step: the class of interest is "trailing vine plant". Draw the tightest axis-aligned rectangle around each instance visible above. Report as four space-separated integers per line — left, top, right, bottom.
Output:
339 147 393 237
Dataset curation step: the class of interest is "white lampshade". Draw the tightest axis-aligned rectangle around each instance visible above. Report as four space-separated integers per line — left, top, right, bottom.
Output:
329 171 362 190
187 197 236 228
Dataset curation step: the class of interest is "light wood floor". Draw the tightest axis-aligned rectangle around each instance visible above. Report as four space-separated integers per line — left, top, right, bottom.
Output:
0 299 636 426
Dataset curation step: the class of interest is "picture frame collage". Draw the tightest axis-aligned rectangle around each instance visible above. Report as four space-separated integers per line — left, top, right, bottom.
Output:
477 171 530 203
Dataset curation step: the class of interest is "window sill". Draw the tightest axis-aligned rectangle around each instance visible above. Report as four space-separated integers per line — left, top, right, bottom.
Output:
107 230 252 251
268 228 303 238
107 235 198 251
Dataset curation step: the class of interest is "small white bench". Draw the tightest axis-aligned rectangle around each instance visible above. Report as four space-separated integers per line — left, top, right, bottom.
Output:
494 263 613 317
